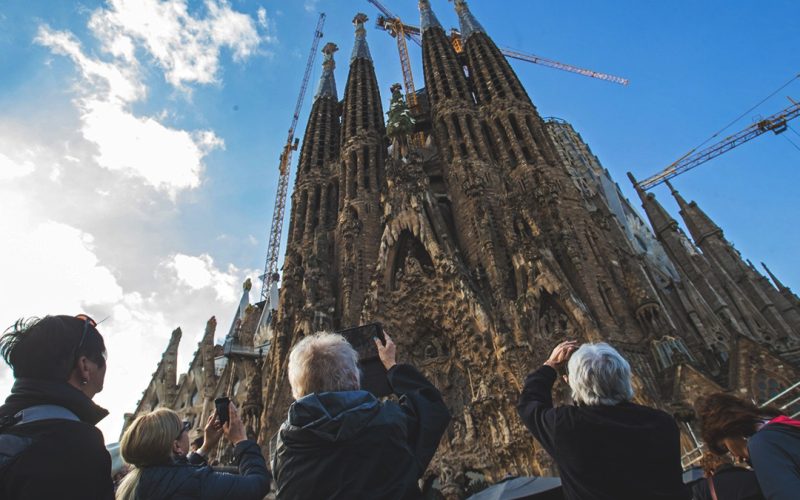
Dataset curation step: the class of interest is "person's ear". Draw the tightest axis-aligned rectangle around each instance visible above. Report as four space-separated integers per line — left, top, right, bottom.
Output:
172 439 183 455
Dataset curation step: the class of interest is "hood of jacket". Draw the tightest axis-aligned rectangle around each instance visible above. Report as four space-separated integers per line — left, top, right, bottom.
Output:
280 390 381 448
0 377 108 425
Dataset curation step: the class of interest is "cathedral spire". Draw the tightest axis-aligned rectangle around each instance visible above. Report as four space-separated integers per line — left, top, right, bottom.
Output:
351 13 372 62
453 0 485 40
762 262 789 293
629 173 678 237
666 181 722 245
419 0 442 32
314 42 338 100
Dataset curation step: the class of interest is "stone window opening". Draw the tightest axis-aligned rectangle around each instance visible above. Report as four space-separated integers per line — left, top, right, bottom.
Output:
362 145 371 192
349 151 358 196
481 121 499 162
311 186 322 231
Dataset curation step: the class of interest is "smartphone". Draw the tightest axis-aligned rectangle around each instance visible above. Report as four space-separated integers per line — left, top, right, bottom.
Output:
214 397 230 425
335 323 391 397
336 323 385 360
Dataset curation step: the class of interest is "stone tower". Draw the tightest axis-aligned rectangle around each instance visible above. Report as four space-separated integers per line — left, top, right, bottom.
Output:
255 3 800 496
336 13 386 326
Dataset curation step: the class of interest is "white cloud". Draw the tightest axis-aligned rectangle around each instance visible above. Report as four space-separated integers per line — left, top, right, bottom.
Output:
0 191 254 442
1 0 266 445
0 151 36 180
0 214 123 318
304 0 321 13
35 23 226 197
80 98 222 195
257 7 268 29
35 26 145 105
89 0 263 88
165 253 242 302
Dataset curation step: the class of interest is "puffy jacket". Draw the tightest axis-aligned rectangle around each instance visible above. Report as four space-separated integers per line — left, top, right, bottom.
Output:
134 439 270 500
271 364 451 500
0 378 113 500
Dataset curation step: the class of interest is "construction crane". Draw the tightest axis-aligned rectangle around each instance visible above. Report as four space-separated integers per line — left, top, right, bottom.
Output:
258 13 326 302
367 0 629 114
637 100 800 190
368 0 420 113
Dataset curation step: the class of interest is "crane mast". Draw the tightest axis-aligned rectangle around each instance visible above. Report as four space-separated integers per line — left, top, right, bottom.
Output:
637 101 800 190
259 13 326 301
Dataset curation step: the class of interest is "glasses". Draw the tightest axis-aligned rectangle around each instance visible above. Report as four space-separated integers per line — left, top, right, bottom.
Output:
176 420 191 440
73 314 98 366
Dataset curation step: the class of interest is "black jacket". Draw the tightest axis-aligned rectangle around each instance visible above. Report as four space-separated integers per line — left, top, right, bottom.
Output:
690 464 764 500
517 365 691 500
748 422 800 500
271 363 451 500
134 439 270 500
0 378 113 500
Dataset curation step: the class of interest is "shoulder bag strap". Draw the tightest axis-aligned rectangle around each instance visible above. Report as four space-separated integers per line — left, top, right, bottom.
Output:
707 475 719 500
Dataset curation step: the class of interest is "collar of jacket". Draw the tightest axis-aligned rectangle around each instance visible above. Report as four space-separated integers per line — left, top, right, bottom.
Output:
283 390 381 443
0 378 109 425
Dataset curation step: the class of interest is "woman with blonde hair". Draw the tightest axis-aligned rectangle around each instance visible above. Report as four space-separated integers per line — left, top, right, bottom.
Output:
116 403 269 500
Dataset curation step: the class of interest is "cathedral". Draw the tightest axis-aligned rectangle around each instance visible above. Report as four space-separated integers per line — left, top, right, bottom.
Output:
125 1 800 497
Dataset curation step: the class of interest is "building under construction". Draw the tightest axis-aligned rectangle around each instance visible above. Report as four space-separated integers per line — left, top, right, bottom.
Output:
126 1 800 496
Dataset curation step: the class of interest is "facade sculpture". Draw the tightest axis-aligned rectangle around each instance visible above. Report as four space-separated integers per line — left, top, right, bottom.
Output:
128 2 800 497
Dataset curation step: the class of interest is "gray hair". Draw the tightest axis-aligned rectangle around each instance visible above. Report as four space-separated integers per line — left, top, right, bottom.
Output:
567 342 634 406
287 332 360 400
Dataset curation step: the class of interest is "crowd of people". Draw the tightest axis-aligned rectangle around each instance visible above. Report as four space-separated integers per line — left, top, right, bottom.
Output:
0 314 798 499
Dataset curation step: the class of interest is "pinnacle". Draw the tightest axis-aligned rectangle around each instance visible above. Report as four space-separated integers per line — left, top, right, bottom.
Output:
452 0 485 40
315 43 338 100
419 0 443 32
351 12 372 62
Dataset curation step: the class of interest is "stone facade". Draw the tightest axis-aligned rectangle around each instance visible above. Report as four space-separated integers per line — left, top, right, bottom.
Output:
130 1 800 496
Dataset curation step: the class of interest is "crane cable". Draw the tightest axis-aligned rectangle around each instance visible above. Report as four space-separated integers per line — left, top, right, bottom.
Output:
671 73 800 165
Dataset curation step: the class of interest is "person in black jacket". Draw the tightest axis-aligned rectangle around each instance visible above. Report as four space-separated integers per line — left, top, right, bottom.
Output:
115 404 270 500
517 340 690 500
696 393 800 500
690 452 764 500
271 331 451 500
0 314 113 500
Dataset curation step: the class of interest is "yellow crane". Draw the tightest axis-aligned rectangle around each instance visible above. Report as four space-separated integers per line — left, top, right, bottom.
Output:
636 100 800 190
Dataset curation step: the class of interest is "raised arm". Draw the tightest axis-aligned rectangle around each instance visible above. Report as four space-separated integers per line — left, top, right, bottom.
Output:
516 340 578 454
376 332 451 471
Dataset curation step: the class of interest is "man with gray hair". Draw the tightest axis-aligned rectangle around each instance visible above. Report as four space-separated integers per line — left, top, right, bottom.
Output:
517 340 690 500
271 331 450 499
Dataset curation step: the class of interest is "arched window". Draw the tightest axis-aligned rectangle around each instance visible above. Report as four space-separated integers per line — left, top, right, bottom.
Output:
190 387 199 407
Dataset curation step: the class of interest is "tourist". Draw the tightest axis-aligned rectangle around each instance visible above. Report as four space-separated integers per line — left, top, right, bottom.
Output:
517 340 690 500
696 393 800 500
0 315 113 500
271 331 451 499
115 404 269 500
690 451 764 500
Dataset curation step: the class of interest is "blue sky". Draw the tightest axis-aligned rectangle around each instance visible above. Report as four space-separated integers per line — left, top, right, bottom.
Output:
0 0 798 442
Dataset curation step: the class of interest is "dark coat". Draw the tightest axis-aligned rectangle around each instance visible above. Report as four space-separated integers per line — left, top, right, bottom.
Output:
271 363 451 500
748 422 800 500
134 439 270 500
517 365 691 500
690 464 764 500
0 378 113 500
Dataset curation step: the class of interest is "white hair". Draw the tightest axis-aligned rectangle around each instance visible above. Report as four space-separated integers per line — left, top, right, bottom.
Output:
287 332 360 400
567 342 634 406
